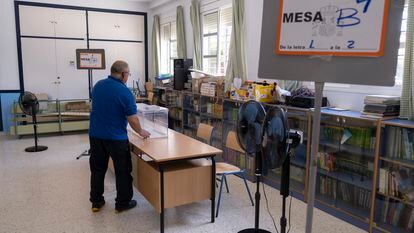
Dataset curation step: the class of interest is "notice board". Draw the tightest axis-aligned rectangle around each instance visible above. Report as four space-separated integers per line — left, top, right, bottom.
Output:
258 0 405 86
276 0 390 57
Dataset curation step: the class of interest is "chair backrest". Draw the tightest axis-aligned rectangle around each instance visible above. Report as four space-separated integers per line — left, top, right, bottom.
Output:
225 131 248 169
147 92 154 103
225 131 244 153
197 123 214 145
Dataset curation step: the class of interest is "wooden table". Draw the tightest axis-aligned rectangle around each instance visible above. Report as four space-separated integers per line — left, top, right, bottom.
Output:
128 129 222 233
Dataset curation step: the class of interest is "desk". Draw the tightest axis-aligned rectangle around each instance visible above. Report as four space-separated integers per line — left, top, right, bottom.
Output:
128 129 222 233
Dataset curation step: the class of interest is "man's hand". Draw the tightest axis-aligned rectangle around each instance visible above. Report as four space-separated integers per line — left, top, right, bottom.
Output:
128 114 151 139
137 128 150 139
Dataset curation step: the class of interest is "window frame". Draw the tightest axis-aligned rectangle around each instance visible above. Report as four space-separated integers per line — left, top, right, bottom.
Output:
160 20 177 75
201 4 232 75
202 10 220 74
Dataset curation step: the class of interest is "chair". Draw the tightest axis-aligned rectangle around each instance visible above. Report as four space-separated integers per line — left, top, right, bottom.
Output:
196 123 214 145
215 131 254 217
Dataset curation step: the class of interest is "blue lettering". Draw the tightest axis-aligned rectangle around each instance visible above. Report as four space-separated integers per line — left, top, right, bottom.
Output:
356 0 371 13
310 40 315 49
347 40 355 49
337 8 361 28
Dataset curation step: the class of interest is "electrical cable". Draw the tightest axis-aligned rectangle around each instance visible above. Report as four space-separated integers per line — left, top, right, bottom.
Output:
262 181 279 233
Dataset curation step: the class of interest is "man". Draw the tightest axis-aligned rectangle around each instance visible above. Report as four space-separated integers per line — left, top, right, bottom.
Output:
89 60 150 213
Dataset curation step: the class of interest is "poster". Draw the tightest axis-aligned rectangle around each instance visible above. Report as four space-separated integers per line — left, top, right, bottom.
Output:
275 0 390 57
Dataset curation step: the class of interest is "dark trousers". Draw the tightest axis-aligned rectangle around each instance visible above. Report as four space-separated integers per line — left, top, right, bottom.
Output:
89 137 133 207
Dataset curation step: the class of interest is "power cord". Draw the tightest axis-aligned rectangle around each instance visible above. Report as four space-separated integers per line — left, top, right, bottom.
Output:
262 182 279 233
262 181 294 233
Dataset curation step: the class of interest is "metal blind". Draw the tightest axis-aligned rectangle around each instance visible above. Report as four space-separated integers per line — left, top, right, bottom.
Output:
203 12 218 35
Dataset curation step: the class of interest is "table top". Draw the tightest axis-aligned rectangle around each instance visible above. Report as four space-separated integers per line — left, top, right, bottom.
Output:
128 129 222 163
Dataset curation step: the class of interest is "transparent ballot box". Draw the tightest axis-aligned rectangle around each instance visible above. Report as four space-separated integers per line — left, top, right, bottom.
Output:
130 103 169 138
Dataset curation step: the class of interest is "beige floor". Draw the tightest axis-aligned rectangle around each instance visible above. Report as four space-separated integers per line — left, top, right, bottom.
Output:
0 133 365 233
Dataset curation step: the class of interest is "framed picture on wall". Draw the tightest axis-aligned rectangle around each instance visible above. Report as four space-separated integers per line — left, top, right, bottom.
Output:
76 49 106 70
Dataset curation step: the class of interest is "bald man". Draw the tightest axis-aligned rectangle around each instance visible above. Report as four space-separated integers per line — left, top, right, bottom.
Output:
89 60 150 213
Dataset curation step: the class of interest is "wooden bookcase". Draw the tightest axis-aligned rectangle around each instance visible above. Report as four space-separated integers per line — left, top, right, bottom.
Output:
153 87 414 232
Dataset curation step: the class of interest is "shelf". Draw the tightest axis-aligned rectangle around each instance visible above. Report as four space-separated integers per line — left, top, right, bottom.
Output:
200 112 223 120
317 169 373 190
376 192 414 208
380 157 414 169
169 116 182 121
183 108 200 115
319 140 375 158
382 118 414 129
183 124 198 131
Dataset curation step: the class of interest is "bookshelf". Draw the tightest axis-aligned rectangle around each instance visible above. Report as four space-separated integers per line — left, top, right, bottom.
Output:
153 87 414 232
371 120 414 233
315 110 380 226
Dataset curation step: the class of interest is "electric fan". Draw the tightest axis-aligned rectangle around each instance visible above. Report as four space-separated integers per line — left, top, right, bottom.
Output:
19 91 48 152
237 101 301 233
236 100 270 233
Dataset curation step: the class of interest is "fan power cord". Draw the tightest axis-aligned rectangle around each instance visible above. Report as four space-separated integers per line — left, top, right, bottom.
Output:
262 182 279 233
262 182 294 233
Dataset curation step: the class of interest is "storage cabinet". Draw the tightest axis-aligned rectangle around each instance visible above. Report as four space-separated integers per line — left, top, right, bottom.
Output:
16 3 147 102
21 38 89 100
88 12 145 41
153 87 414 232
89 41 146 88
19 5 86 38
372 120 414 233
315 110 379 225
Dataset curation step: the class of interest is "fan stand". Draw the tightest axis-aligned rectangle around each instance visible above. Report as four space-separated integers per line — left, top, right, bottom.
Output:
25 107 48 152
280 154 290 233
239 148 271 233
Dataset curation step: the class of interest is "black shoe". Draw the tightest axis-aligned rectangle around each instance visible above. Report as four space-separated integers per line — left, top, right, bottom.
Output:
91 200 105 212
115 200 137 213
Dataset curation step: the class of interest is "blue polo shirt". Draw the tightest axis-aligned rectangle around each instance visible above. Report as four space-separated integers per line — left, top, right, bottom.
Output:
89 76 137 140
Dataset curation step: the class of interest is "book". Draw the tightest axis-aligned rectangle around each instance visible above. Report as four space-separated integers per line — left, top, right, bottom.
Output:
364 104 400 113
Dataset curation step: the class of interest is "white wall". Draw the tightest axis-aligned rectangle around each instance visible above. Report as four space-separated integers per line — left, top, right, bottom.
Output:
0 0 150 91
0 0 20 90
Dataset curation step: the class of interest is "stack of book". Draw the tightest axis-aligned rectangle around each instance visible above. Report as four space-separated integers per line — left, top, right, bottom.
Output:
362 95 400 118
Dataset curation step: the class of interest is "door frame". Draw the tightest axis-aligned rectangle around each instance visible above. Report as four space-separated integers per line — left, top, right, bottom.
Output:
14 1 149 96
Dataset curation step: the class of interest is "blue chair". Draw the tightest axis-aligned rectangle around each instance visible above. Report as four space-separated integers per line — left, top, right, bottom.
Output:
215 131 254 217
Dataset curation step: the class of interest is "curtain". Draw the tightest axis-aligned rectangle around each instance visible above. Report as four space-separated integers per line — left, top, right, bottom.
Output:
190 0 202 69
151 15 161 80
401 1 414 120
177 6 187 59
225 0 246 90
279 80 303 92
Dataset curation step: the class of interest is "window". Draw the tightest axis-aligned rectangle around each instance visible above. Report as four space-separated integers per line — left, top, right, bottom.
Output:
202 6 232 75
160 21 177 75
396 4 408 85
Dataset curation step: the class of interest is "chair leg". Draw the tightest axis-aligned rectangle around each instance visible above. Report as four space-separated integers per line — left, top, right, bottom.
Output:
242 173 254 206
224 175 229 193
216 174 225 217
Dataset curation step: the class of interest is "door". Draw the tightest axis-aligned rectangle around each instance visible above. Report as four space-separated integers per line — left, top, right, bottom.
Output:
88 11 119 40
19 5 55 37
54 8 87 39
21 38 59 99
114 42 146 88
89 41 146 88
55 40 89 99
116 14 145 41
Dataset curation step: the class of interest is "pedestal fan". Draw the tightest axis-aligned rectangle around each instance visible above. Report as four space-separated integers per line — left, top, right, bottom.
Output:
236 100 301 233
19 91 48 152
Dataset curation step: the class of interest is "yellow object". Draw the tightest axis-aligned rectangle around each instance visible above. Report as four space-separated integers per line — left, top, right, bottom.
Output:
254 84 275 103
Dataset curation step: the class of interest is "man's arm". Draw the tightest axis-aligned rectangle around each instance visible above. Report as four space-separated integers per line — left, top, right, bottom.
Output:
127 114 151 139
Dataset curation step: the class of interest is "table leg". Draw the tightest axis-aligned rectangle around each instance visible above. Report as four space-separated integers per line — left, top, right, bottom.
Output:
211 156 216 223
160 165 165 233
